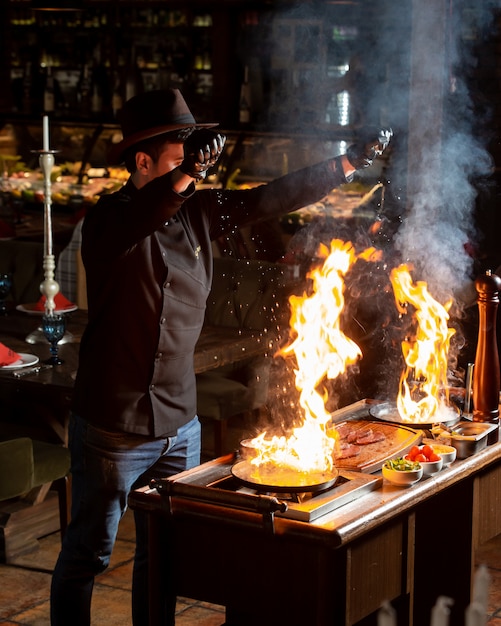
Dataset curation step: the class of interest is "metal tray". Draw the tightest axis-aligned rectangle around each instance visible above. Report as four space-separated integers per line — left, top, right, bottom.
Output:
448 421 499 458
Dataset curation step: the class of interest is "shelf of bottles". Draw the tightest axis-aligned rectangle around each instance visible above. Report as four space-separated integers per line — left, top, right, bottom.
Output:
6 3 215 123
3 0 378 134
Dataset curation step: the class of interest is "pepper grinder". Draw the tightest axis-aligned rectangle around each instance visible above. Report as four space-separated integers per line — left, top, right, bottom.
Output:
473 270 501 443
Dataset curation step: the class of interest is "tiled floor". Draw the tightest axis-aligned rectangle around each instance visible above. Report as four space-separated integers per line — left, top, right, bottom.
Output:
0 507 225 626
2 514 501 625
0 417 245 626
2 416 501 625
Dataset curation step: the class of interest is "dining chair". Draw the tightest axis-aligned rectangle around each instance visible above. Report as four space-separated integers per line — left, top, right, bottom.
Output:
196 257 287 457
0 437 71 563
0 240 46 304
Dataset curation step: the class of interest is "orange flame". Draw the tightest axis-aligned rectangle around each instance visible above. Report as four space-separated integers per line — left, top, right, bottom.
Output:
249 239 381 473
390 264 456 423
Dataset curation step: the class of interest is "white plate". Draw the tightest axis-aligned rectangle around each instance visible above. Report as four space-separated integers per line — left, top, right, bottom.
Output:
16 303 78 316
0 353 40 370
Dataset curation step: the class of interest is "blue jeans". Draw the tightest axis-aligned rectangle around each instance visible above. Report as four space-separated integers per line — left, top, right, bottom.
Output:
50 413 201 626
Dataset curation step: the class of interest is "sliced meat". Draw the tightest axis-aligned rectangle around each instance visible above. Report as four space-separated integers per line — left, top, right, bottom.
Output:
356 430 386 445
345 427 373 443
337 442 361 459
346 430 362 444
334 422 352 439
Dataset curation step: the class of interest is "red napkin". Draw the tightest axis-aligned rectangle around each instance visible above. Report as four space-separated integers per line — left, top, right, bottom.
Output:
34 292 75 312
0 342 21 366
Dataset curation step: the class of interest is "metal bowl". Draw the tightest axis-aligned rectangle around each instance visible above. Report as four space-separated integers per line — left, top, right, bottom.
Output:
448 421 499 458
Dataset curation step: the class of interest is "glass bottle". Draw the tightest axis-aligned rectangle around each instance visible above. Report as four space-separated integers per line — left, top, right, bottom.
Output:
77 64 91 117
239 65 251 126
111 71 123 118
22 62 32 114
43 66 55 114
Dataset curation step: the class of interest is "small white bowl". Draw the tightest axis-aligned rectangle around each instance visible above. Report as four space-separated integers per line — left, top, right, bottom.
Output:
422 440 457 466
431 443 457 466
419 456 443 475
382 464 423 487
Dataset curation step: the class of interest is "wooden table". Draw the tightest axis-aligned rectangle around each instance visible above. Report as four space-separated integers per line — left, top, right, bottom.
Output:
1 208 78 244
0 308 277 444
129 412 501 626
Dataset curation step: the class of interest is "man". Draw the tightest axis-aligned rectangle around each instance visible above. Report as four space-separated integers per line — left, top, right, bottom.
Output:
50 88 391 625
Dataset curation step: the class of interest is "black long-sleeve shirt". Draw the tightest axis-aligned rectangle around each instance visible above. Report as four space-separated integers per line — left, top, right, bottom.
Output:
72 157 348 437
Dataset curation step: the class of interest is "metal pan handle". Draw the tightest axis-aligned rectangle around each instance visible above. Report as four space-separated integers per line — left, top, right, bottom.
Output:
151 478 287 534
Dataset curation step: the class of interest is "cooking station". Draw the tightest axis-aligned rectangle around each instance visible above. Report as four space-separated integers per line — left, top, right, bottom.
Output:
129 401 501 626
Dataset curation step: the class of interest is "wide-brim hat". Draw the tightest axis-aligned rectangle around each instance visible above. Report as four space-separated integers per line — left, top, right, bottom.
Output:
108 89 217 165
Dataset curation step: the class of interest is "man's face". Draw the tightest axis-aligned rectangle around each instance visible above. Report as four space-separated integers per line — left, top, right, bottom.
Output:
149 141 184 179
134 140 184 188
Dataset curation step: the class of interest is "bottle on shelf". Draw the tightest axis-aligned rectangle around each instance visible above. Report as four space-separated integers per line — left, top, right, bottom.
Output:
239 65 252 126
43 66 55 114
76 64 92 118
123 46 144 103
90 46 110 117
22 62 32 114
111 71 123 118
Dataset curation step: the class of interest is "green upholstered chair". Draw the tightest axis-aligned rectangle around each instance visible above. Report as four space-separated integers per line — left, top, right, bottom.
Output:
0 437 71 562
197 257 287 457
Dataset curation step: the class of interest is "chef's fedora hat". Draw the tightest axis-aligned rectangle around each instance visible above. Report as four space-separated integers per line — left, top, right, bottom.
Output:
108 88 217 164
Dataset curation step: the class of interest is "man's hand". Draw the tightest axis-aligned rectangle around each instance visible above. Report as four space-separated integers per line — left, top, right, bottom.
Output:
180 130 226 180
346 127 393 170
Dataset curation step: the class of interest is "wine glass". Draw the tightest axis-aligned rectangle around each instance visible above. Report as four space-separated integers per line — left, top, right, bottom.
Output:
0 273 12 315
42 313 66 365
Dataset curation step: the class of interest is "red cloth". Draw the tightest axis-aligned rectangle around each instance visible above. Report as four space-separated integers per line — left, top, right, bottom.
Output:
34 292 75 311
0 342 21 366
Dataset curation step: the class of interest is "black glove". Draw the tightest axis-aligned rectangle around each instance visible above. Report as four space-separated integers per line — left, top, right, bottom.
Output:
346 127 393 170
180 130 226 180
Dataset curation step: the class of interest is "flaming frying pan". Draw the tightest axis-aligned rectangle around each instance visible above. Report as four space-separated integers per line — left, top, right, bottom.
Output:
231 460 339 493
369 401 460 428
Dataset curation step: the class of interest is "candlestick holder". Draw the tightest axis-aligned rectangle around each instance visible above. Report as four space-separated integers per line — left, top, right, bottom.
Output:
25 115 75 347
33 145 60 316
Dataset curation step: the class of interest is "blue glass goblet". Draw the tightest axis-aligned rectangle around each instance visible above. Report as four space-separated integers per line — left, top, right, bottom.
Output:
42 313 66 365
0 273 12 315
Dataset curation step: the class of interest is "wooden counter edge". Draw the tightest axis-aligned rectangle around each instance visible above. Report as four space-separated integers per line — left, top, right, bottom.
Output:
129 439 501 549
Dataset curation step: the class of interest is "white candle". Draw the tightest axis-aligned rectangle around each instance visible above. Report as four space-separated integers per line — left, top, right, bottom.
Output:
43 115 49 152
377 601 396 626
472 564 490 616
466 602 486 626
431 596 453 626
